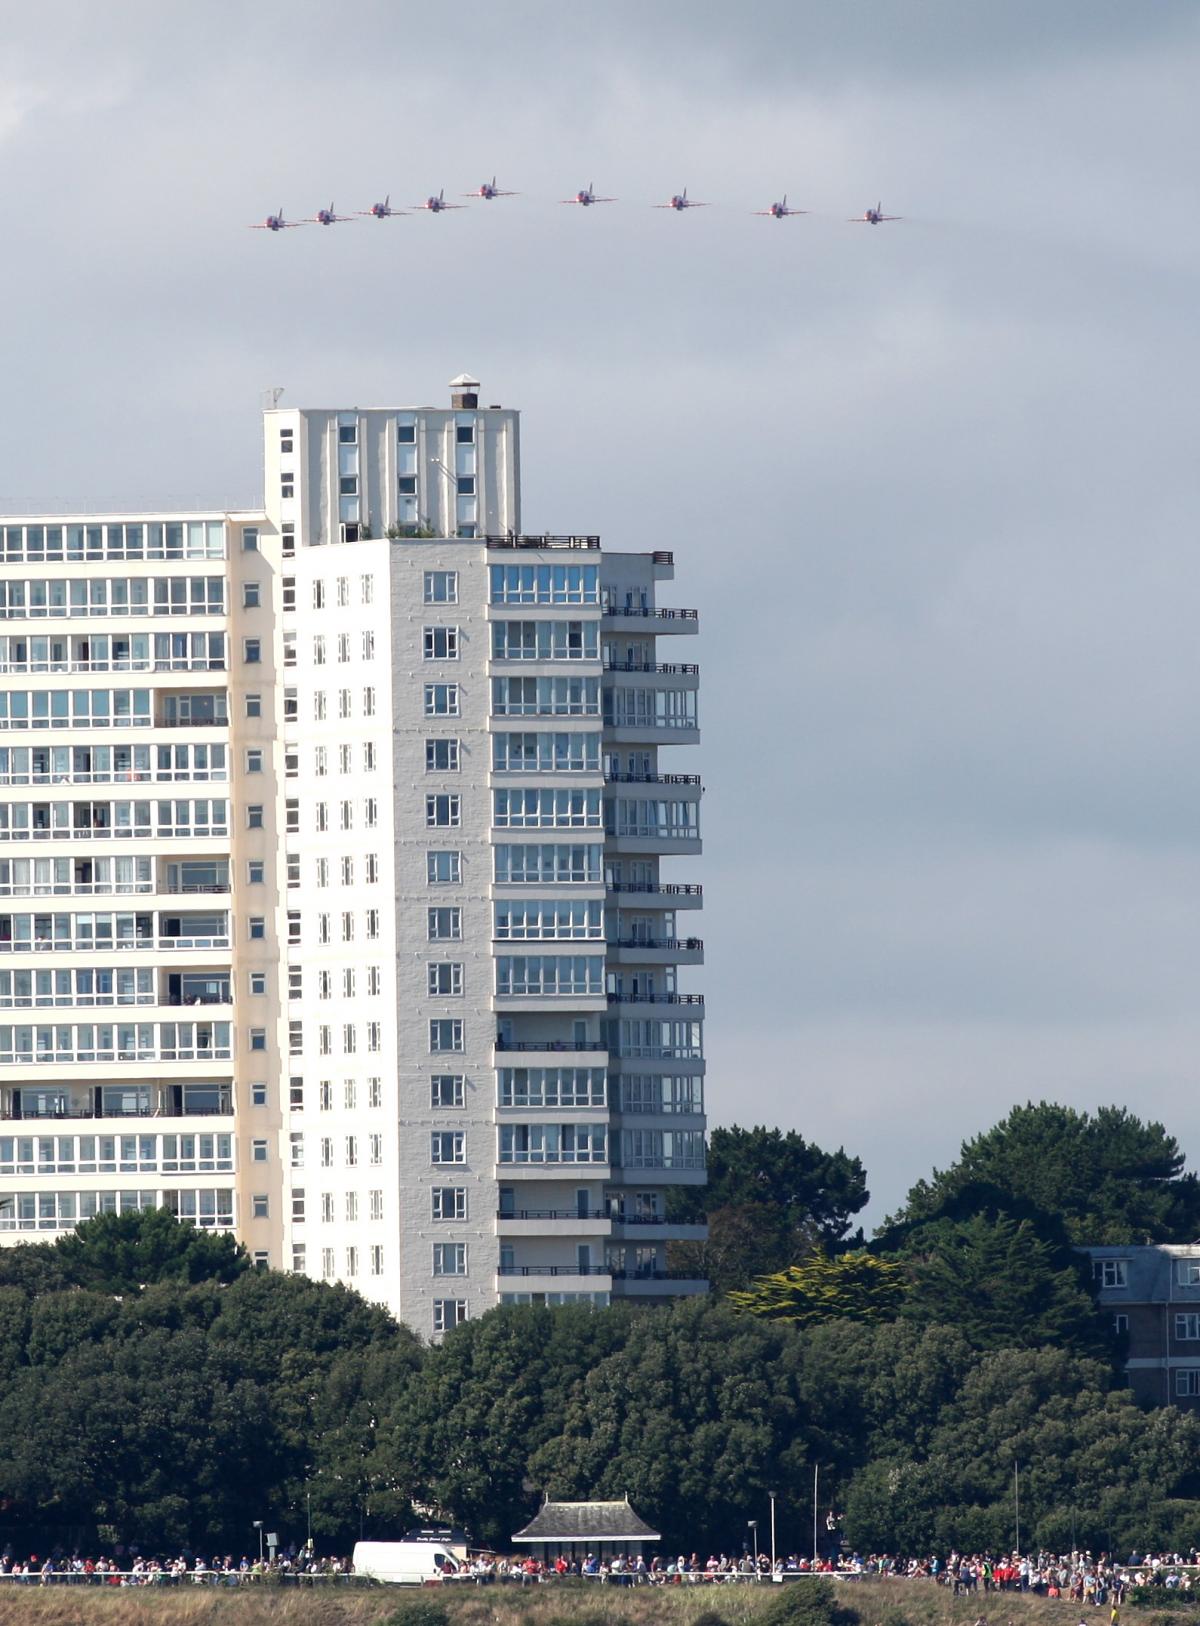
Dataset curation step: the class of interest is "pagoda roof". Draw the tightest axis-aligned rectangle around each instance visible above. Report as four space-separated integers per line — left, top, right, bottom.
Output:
512 1497 660 1543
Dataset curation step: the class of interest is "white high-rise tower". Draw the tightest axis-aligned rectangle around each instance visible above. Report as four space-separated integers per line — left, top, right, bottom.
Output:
0 380 707 1332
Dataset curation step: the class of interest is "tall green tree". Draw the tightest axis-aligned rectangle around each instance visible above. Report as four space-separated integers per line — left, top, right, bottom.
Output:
887 1103 1200 1245
669 1126 869 1292
51 1207 249 1292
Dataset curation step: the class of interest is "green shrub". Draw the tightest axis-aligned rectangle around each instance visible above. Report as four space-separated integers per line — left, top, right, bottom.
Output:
692 1610 732 1626
383 1596 451 1626
760 1577 860 1626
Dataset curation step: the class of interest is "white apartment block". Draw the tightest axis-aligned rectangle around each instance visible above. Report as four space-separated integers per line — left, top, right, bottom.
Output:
0 378 707 1332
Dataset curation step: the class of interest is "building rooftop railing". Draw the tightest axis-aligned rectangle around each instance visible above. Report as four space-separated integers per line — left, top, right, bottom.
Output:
484 535 600 551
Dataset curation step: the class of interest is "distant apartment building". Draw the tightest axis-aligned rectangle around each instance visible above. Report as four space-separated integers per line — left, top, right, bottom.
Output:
0 377 708 1332
1085 1244 1200 1408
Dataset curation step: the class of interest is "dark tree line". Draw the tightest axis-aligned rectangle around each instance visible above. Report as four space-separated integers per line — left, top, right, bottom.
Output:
1 1104 1199 1559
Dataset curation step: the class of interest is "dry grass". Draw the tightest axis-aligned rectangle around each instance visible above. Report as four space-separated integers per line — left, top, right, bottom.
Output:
0 1579 1177 1626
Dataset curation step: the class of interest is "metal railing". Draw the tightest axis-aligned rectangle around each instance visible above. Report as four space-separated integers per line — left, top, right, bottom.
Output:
603 662 699 676
604 772 701 785
484 535 601 551
601 605 698 620
497 1263 611 1276
607 992 704 1006
607 882 702 897
612 938 703 952
494 1039 607 1052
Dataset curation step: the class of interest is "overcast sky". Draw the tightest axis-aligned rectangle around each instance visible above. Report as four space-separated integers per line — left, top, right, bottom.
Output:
1 0 1197 1221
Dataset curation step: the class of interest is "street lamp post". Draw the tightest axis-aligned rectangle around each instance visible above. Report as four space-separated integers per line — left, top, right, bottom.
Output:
768 1491 777 1572
748 1520 759 1575
1014 1462 1021 1558
253 1520 264 1564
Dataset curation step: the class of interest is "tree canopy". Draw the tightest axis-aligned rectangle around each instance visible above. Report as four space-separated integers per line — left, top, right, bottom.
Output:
729 1250 905 1325
886 1103 1200 1245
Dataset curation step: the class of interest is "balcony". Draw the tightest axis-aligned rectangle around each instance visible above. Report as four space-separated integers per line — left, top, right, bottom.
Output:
604 772 701 786
497 1262 612 1277
606 881 702 910
607 937 704 967
610 1271 708 1296
493 1038 607 1054
601 605 698 636
607 992 704 1009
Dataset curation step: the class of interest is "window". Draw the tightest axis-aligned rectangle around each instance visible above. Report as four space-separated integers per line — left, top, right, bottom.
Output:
337 635 350 665
428 963 464 996
292 1244 306 1273
288 1017 302 1052
369 1132 382 1164
430 1019 464 1053
248 916 266 941
318 969 332 999
286 799 299 833
361 575 374 605
362 741 376 771
319 1079 333 1110
242 529 260 552
362 630 375 660
1177 1314 1200 1341
367 1021 381 1052
321 1192 335 1222
247 805 264 830
282 577 296 612
339 476 358 497
249 1027 267 1051
433 1299 468 1334
252 1194 269 1219
456 476 475 496
282 524 295 558
313 692 327 722
287 854 300 887
340 800 353 830
314 746 327 777
251 1139 268 1163
245 693 262 719
426 794 461 828
365 907 380 939
341 856 355 886
281 475 295 499
364 798 378 828
339 423 357 446
1093 1259 1129 1289
289 1076 304 1110
1178 1370 1200 1397
247 859 265 885
431 1131 465 1164
363 687 376 717
249 971 267 996
321 1248 334 1280
456 424 474 445
339 743 353 774
432 1187 467 1221
288 967 302 999
345 1191 358 1221
243 638 262 664
398 475 416 495
345 1245 358 1276
426 738 460 772
315 803 328 833
428 907 462 941
398 422 416 445
424 626 460 660
341 911 354 942
320 1137 333 1167
245 749 263 774
289 1131 304 1167
431 1074 465 1108
427 850 462 884
291 1189 305 1222
313 635 326 666
424 571 458 604
434 1242 466 1275
1178 1261 1200 1286
251 1081 267 1106
424 683 460 717
242 582 261 609
368 1077 382 1108
370 1189 384 1221
370 1245 384 1275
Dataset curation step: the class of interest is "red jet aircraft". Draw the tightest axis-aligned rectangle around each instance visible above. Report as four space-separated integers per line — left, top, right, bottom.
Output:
308 203 354 226
655 188 709 211
849 201 903 224
560 183 616 206
250 208 303 232
356 195 405 220
466 177 517 200
415 189 466 213
754 194 806 219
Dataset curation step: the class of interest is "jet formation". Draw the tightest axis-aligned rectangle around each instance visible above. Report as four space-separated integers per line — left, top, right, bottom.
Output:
250 183 903 230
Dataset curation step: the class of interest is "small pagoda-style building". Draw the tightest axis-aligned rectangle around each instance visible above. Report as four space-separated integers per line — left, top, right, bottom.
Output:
511 1497 661 1562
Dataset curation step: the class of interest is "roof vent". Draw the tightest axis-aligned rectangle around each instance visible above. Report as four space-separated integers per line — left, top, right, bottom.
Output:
449 372 480 409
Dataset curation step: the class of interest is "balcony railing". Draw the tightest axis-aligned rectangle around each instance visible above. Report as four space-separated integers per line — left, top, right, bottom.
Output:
156 717 229 728
493 1039 607 1053
606 993 704 1006
609 1269 700 1281
611 938 703 953
497 1208 609 1221
604 772 701 786
603 662 699 676
601 606 698 620
497 1263 610 1276
484 535 600 551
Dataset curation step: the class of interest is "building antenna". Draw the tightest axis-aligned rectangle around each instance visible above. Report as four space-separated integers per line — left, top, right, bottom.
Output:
262 387 285 409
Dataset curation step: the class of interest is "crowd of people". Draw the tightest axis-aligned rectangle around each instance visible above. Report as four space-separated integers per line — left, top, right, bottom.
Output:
0 1548 355 1586
3 1541 1200 1591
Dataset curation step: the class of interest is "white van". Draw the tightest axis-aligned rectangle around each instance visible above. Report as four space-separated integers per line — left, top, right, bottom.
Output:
352 1534 470 1585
